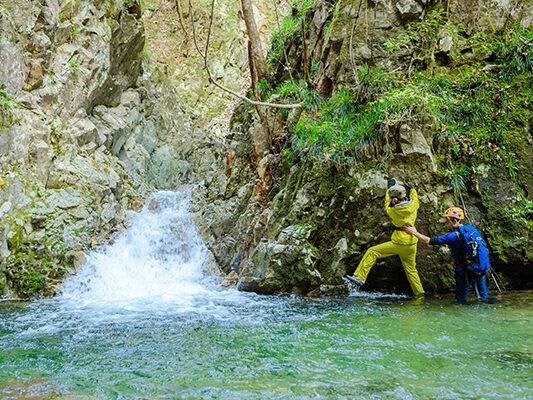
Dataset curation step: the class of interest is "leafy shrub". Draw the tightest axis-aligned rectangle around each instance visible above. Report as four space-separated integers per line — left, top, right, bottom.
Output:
267 0 322 68
494 26 533 78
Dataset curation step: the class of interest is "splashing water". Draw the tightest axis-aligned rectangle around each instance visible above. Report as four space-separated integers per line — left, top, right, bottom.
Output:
59 190 250 316
1 190 532 399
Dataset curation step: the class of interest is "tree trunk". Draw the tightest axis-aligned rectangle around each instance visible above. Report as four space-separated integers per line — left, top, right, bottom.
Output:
248 40 271 159
240 0 269 83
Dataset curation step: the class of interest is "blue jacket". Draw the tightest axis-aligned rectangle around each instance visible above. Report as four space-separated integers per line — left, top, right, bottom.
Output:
429 224 490 272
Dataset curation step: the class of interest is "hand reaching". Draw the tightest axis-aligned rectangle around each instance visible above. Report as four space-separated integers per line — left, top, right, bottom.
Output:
401 225 417 235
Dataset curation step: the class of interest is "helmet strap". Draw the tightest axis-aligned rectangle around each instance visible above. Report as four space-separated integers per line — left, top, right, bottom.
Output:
448 217 461 228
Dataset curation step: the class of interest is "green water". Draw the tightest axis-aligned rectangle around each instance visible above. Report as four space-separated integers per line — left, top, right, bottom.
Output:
1 292 532 399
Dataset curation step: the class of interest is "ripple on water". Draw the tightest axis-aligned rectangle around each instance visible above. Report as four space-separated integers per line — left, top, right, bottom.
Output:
1 190 532 399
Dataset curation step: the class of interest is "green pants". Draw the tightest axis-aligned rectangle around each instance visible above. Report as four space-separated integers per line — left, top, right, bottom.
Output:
353 241 424 295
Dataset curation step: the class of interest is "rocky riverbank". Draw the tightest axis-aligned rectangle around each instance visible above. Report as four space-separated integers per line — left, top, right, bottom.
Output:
0 0 222 297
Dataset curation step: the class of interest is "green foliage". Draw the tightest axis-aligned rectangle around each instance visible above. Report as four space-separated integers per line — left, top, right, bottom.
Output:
49 123 63 156
507 196 533 224
384 9 495 73
277 25 531 179
267 0 321 68
293 87 383 164
69 59 80 72
4 234 71 298
0 83 10 105
275 79 322 107
257 79 273 101
268 15 300 68
493 26 533 78
48 70 56 85
13 265 46 297
384 10 463 70
290 68 455 163
442 166 470 192
0 83 13 125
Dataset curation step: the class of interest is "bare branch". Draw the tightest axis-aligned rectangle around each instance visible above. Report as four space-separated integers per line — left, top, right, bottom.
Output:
301 16 313 87
175 0 190 45
188 0 302 109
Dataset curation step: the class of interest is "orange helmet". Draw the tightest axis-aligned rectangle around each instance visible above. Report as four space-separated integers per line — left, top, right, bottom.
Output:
439 207 464 223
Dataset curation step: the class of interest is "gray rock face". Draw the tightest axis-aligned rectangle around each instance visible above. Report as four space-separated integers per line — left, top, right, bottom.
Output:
316 0 533 90
0 0 222 298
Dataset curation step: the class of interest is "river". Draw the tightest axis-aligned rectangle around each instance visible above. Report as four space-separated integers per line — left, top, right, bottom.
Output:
1 191 531 399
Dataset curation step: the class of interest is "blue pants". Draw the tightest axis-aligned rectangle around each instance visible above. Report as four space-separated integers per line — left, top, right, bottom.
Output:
455 269 490 303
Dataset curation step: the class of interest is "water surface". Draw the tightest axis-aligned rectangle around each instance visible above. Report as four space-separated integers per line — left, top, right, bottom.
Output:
1 192 531 399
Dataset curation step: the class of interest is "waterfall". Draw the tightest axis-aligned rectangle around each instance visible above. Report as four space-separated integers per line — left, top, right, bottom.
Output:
60 190 231 312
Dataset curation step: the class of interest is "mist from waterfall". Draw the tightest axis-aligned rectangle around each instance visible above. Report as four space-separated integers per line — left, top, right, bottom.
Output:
59 190 248 316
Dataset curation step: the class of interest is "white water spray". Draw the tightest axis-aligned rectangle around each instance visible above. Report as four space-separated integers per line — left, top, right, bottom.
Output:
60 190 236 312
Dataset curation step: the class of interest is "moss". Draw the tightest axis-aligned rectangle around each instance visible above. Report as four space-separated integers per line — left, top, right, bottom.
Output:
0 83 13 126
436 266 455 290
3 232 72 298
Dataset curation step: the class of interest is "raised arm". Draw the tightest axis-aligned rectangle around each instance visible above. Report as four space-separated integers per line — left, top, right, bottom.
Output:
385 178 395 209
404 183 418 206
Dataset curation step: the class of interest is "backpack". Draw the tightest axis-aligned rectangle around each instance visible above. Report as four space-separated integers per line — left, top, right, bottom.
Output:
456 225 490 279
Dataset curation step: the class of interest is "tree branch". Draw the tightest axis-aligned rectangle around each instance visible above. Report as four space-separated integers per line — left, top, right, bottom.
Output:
301 16 313 87
188 0 302 109
175 0 190 45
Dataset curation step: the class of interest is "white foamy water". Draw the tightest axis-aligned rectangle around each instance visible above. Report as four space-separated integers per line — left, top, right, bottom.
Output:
59 190 248 314
55 189 398 325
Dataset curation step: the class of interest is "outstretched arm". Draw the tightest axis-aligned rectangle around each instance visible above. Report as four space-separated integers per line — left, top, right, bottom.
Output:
385 178 395 208
402 225 430 244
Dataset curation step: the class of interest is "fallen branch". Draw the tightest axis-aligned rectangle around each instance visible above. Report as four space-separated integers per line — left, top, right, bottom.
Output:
188 0 302 109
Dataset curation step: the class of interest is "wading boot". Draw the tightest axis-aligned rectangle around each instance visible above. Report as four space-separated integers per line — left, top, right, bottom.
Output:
343 275 364 289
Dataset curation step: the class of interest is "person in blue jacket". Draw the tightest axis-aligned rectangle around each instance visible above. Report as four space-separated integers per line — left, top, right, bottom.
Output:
402 207 494 303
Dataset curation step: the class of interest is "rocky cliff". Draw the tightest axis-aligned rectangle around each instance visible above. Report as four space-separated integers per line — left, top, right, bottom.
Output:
1 0 531 298
0 0 223 297
193 0 532 295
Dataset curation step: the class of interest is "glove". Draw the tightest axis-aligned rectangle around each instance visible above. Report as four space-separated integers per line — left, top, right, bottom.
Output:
387 178 396 189
404 182 413 197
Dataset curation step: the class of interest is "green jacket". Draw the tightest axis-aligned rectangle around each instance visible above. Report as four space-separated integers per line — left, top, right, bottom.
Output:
385 188 419 245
